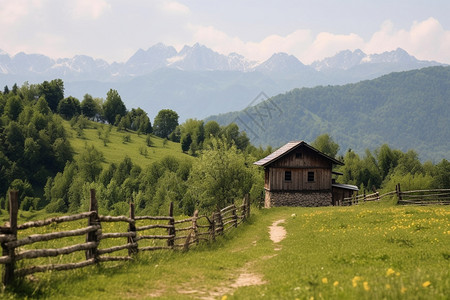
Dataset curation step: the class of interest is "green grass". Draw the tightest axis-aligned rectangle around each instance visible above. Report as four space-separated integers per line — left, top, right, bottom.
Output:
2 202 449 299
63 120 192 168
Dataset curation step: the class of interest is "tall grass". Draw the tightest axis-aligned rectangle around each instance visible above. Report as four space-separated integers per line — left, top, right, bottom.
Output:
2 201 449 299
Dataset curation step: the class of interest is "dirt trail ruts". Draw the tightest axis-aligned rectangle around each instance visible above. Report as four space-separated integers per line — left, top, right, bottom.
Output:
178 218 287 299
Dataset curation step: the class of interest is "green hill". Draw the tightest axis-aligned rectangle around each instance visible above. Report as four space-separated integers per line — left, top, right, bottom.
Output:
208 66 450 162
62 120 191 168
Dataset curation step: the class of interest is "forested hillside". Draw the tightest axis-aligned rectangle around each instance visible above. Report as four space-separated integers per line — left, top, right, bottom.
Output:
208 66 450 162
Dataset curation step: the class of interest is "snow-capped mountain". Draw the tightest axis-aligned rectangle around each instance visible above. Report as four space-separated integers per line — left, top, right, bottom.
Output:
1 44 445 121
254 52 310 74
125 43 177 75
312 48 440 71
166 43 253 71
0 44 443 81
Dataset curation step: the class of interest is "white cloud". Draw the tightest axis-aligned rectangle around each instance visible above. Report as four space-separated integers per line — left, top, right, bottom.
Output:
0 0 42 24
189 25 313 62
364 18 450 63
160 1 190 15
187 18 450 65
71 0 111 20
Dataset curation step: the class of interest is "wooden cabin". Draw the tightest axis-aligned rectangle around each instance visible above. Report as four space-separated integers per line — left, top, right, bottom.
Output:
254 141 358 207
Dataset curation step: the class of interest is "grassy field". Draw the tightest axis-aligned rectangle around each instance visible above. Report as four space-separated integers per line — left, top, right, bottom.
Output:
2 200 449 299
63 120 191 167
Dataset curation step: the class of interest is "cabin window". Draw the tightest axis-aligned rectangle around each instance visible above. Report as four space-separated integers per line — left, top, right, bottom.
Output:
285 171 292 181
295 152 302 159
307 171 315 182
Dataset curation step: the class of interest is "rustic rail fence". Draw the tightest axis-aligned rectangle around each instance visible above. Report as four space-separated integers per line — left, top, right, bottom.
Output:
341 183 450 206
395 184 450 205
0 190 251 286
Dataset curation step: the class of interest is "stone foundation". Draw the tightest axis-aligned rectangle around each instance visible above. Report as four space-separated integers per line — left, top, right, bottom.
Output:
265 190 332 208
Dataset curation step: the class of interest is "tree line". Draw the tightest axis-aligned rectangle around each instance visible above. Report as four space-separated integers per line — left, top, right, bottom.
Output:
1 80 269 214
2 80 449 215
312 134 450 193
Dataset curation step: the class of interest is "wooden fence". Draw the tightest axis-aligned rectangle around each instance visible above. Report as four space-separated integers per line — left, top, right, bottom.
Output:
395 184 450 205
341 183 450 206
0 190 251 286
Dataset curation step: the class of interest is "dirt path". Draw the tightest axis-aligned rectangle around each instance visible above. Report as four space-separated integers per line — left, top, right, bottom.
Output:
269 219 287 251
178 218 288 299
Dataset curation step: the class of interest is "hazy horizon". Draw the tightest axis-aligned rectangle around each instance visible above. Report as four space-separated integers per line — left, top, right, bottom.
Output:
1 1 449 65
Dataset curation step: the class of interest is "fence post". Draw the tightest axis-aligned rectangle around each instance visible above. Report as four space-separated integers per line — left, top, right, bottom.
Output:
192 210 199 245
167 202 175 248
128 202 138 255
363 190 366 202
2 190 18 286
232 204 238 228
86 189 100 262
209 212 216 242
244 194 250 219
216 211 223 235
396 183 402 203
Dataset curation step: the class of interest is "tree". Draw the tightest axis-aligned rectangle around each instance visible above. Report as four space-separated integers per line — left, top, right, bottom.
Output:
204 120 221 139
186 138 255 212
4 95 23 121
80 94 100 119
57 96 81 119
376 144 400 179
77 145 104 182
311 134 340 158
39 79 64 112
127 108 152 133
153 109 179 138
433 159 450 188
181 133 192 153
103 89 126 125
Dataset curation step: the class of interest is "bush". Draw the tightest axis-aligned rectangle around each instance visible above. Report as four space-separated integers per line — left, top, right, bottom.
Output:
46 198 67 213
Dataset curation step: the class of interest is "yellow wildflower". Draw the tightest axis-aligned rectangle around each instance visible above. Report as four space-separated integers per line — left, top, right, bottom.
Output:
322 277 328 284
422 281 431 288
352 276 362 287
386 268 395 276
333 281 339 287
385 284 391 290
363 281 370 291
221 296 227 300
401 287 407 294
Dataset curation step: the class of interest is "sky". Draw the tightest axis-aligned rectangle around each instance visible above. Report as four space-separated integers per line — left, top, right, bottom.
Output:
1 0 450 64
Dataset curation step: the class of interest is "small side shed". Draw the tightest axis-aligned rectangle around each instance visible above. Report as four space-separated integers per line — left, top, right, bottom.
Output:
254 141 358 207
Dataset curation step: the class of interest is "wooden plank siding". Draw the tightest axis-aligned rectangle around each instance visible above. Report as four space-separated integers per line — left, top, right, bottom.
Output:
265 146 333 191
268 168 331 191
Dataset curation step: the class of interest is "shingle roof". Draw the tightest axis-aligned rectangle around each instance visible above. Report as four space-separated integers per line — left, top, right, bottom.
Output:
253 141 344 166
332 183 359 191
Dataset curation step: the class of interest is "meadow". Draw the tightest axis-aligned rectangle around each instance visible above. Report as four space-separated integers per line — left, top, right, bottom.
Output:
63 120 191 167
1 200 449 299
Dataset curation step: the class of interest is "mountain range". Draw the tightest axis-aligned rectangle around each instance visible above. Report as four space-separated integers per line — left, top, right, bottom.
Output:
0 44 444 120
207 66 450 162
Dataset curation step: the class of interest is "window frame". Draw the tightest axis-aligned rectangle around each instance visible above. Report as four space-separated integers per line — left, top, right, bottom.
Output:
307 171 315 182
284 170 292 182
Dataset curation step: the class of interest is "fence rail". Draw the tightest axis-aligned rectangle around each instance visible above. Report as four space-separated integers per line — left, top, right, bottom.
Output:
0 190 251 286
341 184 450 206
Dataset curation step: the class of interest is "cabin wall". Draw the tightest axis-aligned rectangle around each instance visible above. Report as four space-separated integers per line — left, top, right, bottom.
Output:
268 168 331 191
265 190 332 207
332 186 355 205
265 146 333 192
